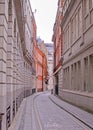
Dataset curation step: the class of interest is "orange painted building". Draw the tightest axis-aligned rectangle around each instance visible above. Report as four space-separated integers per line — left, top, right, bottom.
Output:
31 16 48 92
35 44 48 92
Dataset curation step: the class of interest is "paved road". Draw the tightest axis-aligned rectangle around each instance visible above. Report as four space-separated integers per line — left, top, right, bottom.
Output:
34 92 92 130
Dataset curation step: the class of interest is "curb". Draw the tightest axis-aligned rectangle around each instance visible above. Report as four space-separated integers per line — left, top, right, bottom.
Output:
8 93 42 130
8 98 27 130
49 95 93 130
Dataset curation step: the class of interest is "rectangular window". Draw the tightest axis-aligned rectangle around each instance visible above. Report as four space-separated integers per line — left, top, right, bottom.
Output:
90 55 93 91
63 31 66 52
76 13 79 39
67 67 69 89
89 0 93 9
71 19 74 43
63 69 66 89
84 0 89 15
73 17 76 42
74 63 77 90
71 64 74 90
78 7 82 36
67 26 69 49
84 57 88 91
77 61 81 90
69 22 71 47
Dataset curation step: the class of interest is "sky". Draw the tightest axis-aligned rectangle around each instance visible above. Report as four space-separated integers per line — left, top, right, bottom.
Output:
30 0 58 43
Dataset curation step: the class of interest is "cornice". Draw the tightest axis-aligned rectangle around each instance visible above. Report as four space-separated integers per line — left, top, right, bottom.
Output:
14 0 33 64
61 0 75 27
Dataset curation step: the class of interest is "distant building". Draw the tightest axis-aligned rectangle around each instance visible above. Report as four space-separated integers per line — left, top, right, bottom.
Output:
36 38 48 92
37 37 48 60
45 43 54 90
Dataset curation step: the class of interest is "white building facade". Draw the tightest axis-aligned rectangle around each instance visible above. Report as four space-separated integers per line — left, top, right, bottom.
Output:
61 0 93 112
45 43 54 90
0 0 35 129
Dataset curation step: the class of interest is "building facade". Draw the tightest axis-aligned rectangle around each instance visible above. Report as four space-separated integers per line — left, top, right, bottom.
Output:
36 38 48 92
45 43 54 90
0 0 36 129
31 13 37 94
52 0 63 95
37 39 48 91
61 0 93 112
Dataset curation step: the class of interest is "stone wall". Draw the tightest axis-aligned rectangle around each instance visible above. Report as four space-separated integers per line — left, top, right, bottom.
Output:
0 0 33 129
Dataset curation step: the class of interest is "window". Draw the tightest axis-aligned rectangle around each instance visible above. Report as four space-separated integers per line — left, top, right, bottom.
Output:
73 16 76 42
63 30 66 51
89 0 93 9
74 63 77 90
71 64 74 90
90 55 93 91
69 22 71 46
71 19 74 43
76 13 79 39
84 0 89 15
67 26 69 48
84 57 88 91
77 61 81 90
78 7 82 36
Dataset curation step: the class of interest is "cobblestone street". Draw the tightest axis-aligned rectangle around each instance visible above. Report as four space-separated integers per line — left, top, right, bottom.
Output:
9 92 93 130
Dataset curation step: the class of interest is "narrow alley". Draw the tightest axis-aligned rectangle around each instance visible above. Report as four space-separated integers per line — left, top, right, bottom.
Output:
9 92 93 130
0 0 93 130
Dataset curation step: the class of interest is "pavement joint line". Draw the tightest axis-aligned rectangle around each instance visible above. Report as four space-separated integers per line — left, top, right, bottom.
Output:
33 93 43 130
49 95 93 130
31 95 37 130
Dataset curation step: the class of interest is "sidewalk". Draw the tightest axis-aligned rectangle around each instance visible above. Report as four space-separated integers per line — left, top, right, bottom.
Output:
8 94 37 130
8 98 27 130
49 94 93 130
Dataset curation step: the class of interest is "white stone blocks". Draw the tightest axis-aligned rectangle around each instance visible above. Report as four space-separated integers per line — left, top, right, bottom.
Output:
6 76 13 84
0 84 6 96
0 37 7 51
0 15 4 25
7 43 13 52
6 67 13 76
8 28 13 36
7 60 13 69
0 26 7 39
0 60 6 72
0 15 7 29
7 53 13 62
0 73 6 84
0 49 6 61
0 3 5 14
